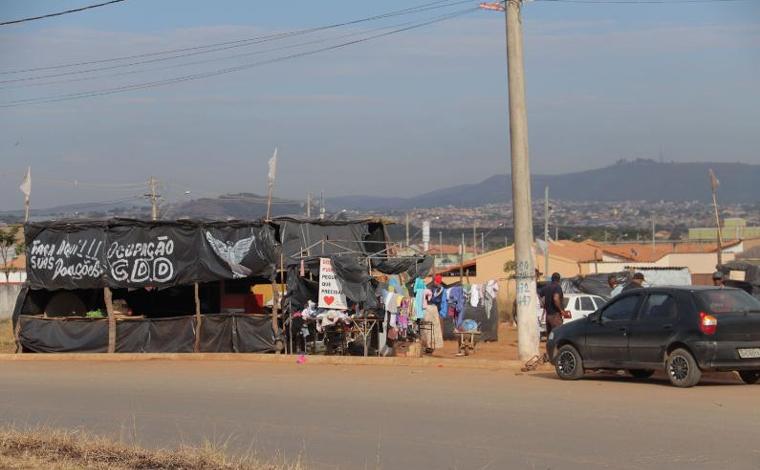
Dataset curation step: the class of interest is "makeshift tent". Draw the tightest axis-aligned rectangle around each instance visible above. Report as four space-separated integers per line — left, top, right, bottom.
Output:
718 261 760 298
15 218 280 353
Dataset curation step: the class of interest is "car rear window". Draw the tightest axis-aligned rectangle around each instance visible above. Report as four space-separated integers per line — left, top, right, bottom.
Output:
697 289 760 314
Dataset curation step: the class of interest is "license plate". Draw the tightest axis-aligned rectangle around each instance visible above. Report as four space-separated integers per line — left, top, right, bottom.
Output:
738 348 760 359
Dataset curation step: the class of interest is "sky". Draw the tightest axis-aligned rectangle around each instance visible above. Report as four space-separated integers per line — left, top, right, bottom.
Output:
0 0 758 211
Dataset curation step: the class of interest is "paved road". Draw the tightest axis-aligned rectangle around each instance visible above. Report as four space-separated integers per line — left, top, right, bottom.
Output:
0 360 758 470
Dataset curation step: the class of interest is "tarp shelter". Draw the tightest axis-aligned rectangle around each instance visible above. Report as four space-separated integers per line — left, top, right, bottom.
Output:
14 218 280 353
562 267 692 299
718 261 760 298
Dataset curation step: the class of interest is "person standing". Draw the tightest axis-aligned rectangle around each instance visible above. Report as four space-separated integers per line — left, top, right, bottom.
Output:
712 271 726 287
608 274 623 298
542 273 569 350
622 272 645 292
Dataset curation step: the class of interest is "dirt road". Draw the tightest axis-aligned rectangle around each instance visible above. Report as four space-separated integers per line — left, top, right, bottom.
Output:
0 360 757 469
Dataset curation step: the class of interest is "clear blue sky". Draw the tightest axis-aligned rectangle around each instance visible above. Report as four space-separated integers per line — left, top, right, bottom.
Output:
0 0 758 211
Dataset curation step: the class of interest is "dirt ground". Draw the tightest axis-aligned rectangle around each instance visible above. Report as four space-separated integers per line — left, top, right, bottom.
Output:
433 322 519 361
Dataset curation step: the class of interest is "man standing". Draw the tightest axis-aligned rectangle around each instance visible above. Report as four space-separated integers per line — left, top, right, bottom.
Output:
542 273 569 349
712 271 725 287
622 272 645 292
608 274 623 298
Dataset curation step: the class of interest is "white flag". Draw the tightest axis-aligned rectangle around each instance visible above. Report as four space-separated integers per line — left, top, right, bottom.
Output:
267 147 278 190
19 167 31 198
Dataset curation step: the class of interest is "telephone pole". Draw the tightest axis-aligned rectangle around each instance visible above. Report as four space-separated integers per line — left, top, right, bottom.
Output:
306 192 312 218
319 190 325 220
505 0 539 360
473 222 477 256
147 176 159 221
544 186 550 281
405 214 410 247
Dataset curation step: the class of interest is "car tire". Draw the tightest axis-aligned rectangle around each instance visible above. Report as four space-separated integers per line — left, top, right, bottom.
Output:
738 370 760 385
666 348 701 388
555 344 584 380
628 369 655 379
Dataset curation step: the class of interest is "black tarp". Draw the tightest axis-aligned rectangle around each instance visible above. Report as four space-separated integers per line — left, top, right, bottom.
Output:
25 219 277 290
18 316 108 353
273 217 386 266
371 256 434 278
116 317 196 353
198 314 276 352
441 303 499 342
561 272 630 299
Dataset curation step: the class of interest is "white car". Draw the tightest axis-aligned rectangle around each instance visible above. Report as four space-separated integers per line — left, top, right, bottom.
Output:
539 293 607 336
562 293 607 323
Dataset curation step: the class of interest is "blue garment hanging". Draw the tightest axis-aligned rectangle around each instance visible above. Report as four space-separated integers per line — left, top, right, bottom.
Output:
413 277 426 320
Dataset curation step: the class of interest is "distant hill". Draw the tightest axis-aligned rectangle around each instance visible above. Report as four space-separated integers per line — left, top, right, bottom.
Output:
164 193 304 220
328 160 760 210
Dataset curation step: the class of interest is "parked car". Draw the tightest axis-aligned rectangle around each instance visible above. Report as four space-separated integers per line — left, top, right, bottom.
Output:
563 294 607 323
546 286 760 387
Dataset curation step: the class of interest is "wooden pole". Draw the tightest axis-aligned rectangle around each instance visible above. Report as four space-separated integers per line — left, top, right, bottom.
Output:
104 287 115 353
710 169 723 266
194 283 201 353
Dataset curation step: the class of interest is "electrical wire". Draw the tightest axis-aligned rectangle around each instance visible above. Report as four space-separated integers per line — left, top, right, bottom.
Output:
0 7 477 108
536 0 748 3
0 14 441 90
0 0 126 27
0 0 472 77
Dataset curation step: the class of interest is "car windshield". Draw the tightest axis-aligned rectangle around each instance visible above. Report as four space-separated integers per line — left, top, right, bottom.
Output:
697 289 760 314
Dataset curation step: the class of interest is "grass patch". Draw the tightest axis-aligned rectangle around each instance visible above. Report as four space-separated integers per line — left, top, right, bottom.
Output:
0 319 15 354
0 427 302 470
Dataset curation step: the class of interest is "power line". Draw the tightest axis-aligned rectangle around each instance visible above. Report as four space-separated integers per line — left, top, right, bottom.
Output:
0 7 476 108
0 0 471 77
0 13 441 90
0 0 126 27
536 0 747 3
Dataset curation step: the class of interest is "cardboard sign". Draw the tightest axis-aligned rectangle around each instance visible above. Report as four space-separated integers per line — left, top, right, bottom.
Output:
318 258 348 310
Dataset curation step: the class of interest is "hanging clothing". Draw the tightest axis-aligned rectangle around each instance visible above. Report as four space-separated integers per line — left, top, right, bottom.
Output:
432 286 449 319
484 280 499 319
413 277 426 320
447 286 466 328
422 304 444 350
470 284 481 307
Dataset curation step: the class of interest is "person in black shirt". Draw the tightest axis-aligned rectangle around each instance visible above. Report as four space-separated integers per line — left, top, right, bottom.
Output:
541 273 569 348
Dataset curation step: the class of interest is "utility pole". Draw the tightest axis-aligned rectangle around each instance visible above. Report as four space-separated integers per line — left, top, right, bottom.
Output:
481 232 485 254
473 222 477 256
319 190 325 220
405 214 410 247
459 232 465 283
544 186 550 281
439 231 443 256
651 215 656 253
555 225 559 241
505 0 538 360
147 176 159 221
709 169 723 266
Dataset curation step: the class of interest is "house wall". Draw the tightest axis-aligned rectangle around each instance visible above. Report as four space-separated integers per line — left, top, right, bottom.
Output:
0 283 22 320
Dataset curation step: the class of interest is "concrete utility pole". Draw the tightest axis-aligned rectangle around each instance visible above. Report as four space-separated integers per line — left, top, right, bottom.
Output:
405 214 410 247
651 215 656 253
505 0 539 360
544 186 550 281
473 222 477 256
319 191 325 220
147 176 159 221
439 231 443 256
709 169 723 266
481 232 485 254
460 232 465 283
306 192 312 218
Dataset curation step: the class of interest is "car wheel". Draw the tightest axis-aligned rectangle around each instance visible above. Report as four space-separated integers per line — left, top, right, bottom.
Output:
666 348 701 388
555 344 584 380
738 370 760 385
628 369 655 379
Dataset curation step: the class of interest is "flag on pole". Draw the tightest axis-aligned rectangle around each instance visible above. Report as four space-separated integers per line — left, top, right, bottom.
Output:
267 147 278 191
19 167 31 198
709 169 720 191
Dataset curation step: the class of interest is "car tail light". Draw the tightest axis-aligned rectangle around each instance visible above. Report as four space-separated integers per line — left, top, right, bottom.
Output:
699 311 717 335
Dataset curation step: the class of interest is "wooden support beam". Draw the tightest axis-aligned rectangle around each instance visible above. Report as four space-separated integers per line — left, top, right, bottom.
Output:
104 287 115 353
194 282 201 353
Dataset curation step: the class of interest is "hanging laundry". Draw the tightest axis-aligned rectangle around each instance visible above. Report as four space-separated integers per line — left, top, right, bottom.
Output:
447 286 466 328
484 280 499 319
470 283 481 307
413 277 426 320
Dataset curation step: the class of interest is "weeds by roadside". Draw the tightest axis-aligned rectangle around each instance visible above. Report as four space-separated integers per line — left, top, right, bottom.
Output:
0 427 303 470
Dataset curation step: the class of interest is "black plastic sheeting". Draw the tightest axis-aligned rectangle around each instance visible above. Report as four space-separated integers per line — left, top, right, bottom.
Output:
116 317 196 353
276 219 374 266
16 314 276 353
199 314 277 353
561 272 630 299
441 303 499 342
25 219 278 290
18 317 108 353
371 256 434 278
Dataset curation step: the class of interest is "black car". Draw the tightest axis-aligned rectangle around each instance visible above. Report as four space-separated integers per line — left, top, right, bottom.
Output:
546 286 760 387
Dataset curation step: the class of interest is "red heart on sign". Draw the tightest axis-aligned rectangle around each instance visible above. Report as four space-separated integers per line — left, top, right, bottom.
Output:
324 295 335 305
